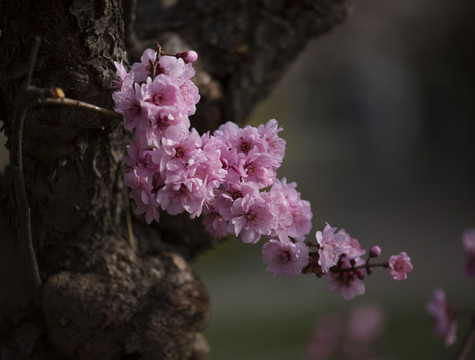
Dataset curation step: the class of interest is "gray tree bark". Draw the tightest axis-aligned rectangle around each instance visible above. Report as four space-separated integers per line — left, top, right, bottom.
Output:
0 0 347 358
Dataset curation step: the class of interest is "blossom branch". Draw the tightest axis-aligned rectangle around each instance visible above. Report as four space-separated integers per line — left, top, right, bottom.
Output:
332 261 389 273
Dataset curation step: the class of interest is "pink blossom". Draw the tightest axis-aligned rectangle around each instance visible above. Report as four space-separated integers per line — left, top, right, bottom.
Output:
327 259 366 300
426 287 457 346
137 188 160 224
112 83 149 132
388 252 413 281
123 140 157 178
262 238 309 277
227 125 267 156
148 108 191 143
269 178 312 241
113 60 134 91
157 177 207 218
153 127 202 172
230 192 278 244
177 77 200 116
159 55 190 79
462 228 475 277
338 229 365 260
202 194 234 238
142 75 181 109
130 48 158 82
257 119 286 165
316 223 346 273
124 170 160 224
213 121 240 139
240 149 277 188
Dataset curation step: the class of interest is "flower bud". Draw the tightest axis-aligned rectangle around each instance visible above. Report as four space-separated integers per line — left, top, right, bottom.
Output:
356 269 366 280
176 50 198 64
369 245 381 258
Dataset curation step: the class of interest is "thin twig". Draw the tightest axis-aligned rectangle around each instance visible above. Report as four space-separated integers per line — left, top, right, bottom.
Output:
333 261 389 273
39 97 122 120
123 187 136 252
11 36 42 292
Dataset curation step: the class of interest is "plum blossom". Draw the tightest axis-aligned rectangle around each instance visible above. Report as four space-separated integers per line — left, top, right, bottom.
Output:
327 258 366 300
230 192 278 244
316 223 346 273
426 287 457 346
112 83 149 132
130 48 158 82
462 228 475 277
262 238 309 277
257 119 286 165
113 60 134 91
269 178 312 241
339 228 365 260
388 252 413 281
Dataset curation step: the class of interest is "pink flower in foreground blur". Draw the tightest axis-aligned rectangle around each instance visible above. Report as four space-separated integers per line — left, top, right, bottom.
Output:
388 252 413 281
304 315 343 360
262 238 309 277
347 303 385 342
426 287 457 346
316 223 346 273
462 228 475 277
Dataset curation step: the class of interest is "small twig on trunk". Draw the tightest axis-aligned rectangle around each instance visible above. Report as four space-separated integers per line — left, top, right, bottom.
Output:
124 187 136 252
11 36 42 294
39 96 122 121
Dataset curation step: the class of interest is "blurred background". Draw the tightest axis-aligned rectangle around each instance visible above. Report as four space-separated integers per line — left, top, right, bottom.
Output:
192 0 475 359
1 0 474 359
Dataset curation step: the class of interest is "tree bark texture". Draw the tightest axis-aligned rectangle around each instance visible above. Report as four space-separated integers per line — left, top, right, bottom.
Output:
0 0 347 359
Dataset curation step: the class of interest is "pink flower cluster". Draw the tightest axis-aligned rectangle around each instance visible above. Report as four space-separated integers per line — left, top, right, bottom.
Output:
302 223 413 300
113 47 313 267
113 47 413 296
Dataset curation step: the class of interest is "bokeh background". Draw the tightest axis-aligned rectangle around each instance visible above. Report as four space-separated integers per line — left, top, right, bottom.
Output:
1 0 474 359
192 0 475 359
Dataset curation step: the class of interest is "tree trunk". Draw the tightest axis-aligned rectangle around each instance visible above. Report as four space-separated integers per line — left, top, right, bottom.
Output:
0 0 347 358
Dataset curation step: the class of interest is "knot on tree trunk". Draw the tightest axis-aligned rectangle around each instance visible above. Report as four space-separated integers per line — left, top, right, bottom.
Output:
41 250 210 360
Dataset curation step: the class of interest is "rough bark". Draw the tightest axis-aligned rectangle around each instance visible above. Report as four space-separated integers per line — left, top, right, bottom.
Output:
0 0 347 359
